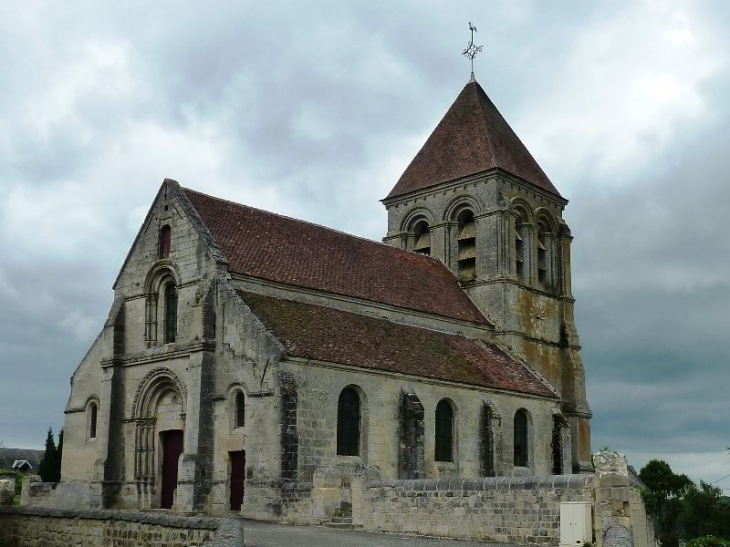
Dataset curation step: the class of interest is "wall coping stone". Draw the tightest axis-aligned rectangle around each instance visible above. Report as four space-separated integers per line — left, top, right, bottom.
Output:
0 505 221 529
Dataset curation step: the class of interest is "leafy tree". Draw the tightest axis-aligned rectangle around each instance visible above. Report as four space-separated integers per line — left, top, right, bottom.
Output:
38 428 62 483
640 459 692 547
680 482 730 540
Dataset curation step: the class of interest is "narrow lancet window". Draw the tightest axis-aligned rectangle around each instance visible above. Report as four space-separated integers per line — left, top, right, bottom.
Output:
435 400 454 462
514 409 528 467
89 402 98 439
235 392 245 428
164 283 178 343
160 225 172 258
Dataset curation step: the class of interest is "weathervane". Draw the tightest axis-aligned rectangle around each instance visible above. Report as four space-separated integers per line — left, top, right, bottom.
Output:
462 22 483 81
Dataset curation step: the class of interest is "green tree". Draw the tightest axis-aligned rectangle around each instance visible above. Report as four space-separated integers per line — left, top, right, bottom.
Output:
640 459 692 547
680 482 730 540
38 428 62 483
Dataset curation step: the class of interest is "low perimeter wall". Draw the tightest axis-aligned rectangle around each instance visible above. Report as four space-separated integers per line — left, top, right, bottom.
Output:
0 507 243 547
275 451 653 547
360 475 592 543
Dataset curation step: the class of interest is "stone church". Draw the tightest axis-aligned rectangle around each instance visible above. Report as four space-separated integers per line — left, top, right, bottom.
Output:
60 77 592 517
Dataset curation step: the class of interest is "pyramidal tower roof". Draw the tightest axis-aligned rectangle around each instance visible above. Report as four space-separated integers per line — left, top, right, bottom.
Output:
385 79 561 200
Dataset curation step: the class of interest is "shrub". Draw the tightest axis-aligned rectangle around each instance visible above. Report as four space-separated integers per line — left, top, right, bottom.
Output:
687 536 730 547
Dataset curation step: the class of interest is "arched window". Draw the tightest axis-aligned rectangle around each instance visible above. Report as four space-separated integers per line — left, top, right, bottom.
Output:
435 399 454 462
235 391 245 428
164 283 178 343
88 401 98 440
514 409 528 467
537 218 552 290
337 388 360 456
159 225 172 258
412 219 431 255
456 209 476 281
514 212 529 281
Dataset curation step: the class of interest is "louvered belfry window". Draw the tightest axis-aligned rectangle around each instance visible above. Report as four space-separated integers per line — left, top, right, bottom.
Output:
456 210 476 280
413 219 431 255
337 388 360 456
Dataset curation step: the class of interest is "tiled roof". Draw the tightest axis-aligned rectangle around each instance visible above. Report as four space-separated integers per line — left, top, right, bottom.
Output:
386 80 561 200
238 291 556 397
183 188 489 325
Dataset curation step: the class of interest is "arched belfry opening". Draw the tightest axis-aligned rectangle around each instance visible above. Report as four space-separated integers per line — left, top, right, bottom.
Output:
412 219 431 255
456 209 476 281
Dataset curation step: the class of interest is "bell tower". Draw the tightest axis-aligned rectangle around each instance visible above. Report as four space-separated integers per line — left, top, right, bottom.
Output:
382 79 593 472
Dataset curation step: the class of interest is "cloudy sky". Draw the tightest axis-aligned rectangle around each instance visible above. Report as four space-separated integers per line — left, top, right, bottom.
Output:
1 0 728 490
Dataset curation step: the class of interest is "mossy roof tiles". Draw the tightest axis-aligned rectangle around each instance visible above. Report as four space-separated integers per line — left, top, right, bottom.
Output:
238 291 556 398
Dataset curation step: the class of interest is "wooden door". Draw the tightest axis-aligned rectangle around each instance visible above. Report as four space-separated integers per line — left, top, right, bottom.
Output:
160 430 183 509
229 450 246 511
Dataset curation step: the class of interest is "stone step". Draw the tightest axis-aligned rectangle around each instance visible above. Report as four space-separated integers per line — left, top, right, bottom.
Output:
323 517 353 529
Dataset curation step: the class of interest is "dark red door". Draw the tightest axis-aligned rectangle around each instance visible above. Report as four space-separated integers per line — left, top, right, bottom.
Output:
229 450 246 511
161 430 184 509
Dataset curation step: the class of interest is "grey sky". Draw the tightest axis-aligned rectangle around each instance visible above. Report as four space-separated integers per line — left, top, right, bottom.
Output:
1 0 728 490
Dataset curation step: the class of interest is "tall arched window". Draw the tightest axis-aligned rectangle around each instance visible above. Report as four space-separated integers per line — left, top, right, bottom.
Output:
159 225 172 258
435 399 454 462
514 409 528 467
235 391 245 428
164 283 178 343
337 388 360 456
88 401 98 440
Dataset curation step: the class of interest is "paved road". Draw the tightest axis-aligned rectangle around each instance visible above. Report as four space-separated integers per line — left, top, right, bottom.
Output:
242 519 516 547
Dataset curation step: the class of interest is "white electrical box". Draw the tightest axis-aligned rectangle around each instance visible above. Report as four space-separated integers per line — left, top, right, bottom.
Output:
560 501 592 547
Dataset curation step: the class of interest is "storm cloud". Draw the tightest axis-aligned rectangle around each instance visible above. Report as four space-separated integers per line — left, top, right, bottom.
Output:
1 0 728 489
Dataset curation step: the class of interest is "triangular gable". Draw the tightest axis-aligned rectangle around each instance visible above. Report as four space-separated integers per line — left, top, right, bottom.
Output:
112 179 228 290
385 80 561 200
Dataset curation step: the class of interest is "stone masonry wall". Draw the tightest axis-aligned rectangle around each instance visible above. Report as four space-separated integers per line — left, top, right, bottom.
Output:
0 506 242 547
356 475 593 544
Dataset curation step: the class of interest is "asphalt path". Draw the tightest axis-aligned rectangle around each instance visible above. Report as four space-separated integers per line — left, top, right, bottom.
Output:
241 519 518 547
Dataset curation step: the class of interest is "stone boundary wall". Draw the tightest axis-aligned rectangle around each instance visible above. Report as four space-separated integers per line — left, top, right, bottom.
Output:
356 475 593 544
0 506 243 547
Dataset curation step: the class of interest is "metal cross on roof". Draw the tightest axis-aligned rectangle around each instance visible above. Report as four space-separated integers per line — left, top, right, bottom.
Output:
462 22 483 81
